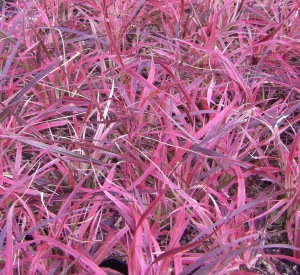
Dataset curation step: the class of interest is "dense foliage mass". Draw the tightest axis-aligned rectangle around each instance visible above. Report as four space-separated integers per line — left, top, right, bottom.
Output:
0 0 300 274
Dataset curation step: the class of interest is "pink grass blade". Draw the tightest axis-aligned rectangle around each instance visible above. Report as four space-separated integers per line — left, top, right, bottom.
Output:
33 236 107 274
5 203 16 275
0 60 60 123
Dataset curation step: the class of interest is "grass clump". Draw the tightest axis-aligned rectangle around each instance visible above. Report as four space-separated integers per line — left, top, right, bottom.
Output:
1 0 300 274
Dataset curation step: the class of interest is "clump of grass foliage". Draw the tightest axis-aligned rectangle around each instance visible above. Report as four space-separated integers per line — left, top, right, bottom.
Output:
1 0 300 274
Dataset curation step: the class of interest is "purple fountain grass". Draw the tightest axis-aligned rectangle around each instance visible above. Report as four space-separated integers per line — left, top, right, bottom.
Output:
0 0 300 274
